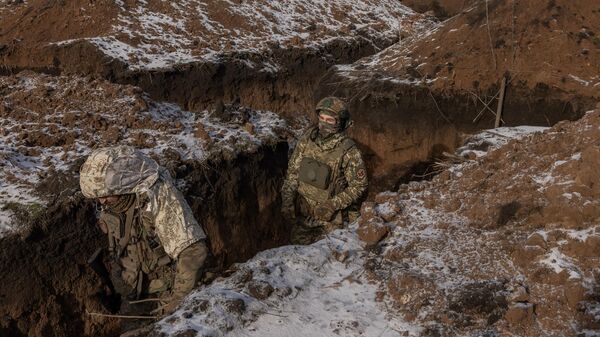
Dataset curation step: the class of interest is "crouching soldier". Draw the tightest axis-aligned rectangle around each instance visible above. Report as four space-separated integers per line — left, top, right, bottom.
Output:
79 146 208 313
281 97 368 244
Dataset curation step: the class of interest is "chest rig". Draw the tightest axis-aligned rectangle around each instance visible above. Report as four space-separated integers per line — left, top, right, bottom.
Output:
297 133 355 204
99 195 172 297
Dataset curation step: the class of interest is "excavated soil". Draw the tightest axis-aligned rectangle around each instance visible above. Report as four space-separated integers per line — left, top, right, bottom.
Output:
0 0 422 115
359 107 600 337
1 1 599 336
318 0 600 192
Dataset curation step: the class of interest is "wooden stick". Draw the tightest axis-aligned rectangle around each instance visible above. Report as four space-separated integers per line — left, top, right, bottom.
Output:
86 310 157 320
470 88 501 123
128 298 163 304
495 76 507 128
485 0 497 70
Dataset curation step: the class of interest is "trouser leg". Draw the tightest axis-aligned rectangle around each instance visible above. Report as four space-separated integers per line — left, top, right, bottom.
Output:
291 218 326 245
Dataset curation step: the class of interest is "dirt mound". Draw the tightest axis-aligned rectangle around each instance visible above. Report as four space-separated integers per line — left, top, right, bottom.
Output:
401 0 478 19
338 0 600 98
317 0 598 193
0 1 432 117
0 0 415 71
0 71 289 233
359 108 600 336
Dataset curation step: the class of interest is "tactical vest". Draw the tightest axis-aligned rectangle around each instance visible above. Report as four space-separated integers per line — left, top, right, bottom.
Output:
100 195 173 298
297 132 356 217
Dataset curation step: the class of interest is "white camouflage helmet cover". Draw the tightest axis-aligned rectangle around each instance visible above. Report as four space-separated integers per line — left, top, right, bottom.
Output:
79 146 160 198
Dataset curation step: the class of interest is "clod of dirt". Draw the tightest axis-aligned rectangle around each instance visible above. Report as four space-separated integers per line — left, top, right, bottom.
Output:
247 280 274 300
223 299 246 315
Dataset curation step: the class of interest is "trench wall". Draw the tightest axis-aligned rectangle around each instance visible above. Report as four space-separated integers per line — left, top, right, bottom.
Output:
317 77 594 191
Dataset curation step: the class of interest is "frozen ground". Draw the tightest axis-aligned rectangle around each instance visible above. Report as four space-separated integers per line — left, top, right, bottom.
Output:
0 73 288 236
156 223 421 337
145 124 553 337
457 126 549 158
50 0 423 70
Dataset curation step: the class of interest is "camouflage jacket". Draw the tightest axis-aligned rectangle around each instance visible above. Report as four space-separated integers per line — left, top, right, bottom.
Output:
281 127 368 216
80 146 206 259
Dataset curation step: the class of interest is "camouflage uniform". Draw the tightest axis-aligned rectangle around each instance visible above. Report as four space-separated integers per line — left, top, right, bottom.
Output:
281 97 368 244
80 146 207 310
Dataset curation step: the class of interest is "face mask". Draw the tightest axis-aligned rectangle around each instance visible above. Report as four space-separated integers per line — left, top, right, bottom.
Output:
318 121 338 137
317 112 339 137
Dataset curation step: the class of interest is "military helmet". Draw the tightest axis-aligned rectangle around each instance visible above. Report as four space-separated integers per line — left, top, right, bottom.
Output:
79 146 160 198
315 97 351 130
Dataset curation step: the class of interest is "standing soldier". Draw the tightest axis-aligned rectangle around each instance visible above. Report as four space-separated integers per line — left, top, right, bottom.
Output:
79 146 208 314
281 97 368 244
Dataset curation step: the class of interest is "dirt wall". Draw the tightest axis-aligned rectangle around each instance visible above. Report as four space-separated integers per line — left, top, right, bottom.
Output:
0 35 396 118
317 75 592 191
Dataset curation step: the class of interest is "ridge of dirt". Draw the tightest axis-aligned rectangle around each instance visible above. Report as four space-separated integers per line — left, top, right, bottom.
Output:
0 71 290 234
337 0 600 98
359 107 600 336
0 1 435 117
0 0 416 71
317 0 599 194
400 0 479 19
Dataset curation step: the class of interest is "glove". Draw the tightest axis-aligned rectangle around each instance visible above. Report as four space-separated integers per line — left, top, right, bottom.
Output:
313 201 336 222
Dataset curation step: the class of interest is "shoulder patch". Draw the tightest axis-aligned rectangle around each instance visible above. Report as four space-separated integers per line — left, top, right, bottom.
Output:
356 168 366 180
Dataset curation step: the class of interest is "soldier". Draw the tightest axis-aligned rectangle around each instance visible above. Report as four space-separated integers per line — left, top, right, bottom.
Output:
79 146 208 314
281 97 368 244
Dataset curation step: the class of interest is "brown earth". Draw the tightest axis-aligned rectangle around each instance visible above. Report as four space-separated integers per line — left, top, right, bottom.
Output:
360 108 600 337
319 0 600 192
0 0 421 116
401 0 478 19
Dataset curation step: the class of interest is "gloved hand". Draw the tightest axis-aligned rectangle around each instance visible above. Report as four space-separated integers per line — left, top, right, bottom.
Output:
313 201 336 222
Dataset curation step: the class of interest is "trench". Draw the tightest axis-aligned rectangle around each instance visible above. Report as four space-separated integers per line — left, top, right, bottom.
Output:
0 143 289 337
0 30 596 337
317 77 595 192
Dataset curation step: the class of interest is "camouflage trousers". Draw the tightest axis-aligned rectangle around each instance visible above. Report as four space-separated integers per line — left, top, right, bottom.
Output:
290 217 344 245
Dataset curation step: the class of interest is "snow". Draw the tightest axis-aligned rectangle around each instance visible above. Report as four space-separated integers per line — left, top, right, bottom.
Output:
457 126 548 158
156 224 419 337
0 74 288 237
538 247 582 279
52 0 419 70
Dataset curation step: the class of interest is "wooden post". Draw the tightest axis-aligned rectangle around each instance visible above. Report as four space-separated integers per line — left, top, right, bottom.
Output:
495 76 507 128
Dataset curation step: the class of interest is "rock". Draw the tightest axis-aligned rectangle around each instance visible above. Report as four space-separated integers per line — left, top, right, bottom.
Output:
564 279 586 310
223 298 246 315
505 303 535 326
194 123 211 142
375 201 401 222
247 280 274 300
360 201 376 221
374 191 398 204
357 221 389 246
525 232 547 249
243 122 255 135
511 245 545 268
508 286 530 303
